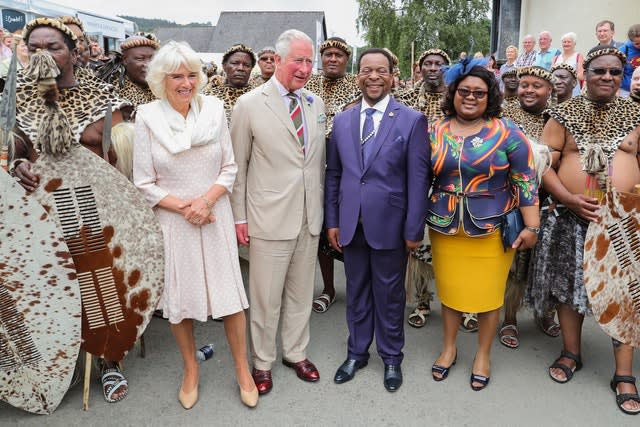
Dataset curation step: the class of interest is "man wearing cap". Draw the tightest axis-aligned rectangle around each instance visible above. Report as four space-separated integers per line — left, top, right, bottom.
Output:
305 37 361 315
395 48 448 329
396 48 449 121
249 46 276 88
502 66 554 142
528 46 640 415
10 17 132 403
501 68 520 109
58 16 88 67
95 33 159 109
203 44 255 123
550 63 578 104
499 65 559 350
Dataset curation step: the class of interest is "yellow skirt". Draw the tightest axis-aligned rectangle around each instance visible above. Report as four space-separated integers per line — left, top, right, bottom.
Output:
429 228 514 313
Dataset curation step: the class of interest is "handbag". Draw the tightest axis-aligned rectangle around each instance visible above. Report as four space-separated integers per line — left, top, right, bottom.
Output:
501 208 524 251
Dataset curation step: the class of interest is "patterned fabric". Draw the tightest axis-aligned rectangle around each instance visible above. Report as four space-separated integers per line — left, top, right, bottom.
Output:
395 81 445 122
502 102 547 142
111 74 156 108
15 71 131 146
304 73 360 137
515 50 537 68
526 204 591 315
248 74 269 89
547 96 640 173
287 92 305 147
502 96 519 111
427 117 538 236
202 83 253 123
134 98 248 323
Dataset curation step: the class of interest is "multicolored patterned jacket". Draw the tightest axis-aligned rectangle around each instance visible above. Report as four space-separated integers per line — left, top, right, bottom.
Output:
427 117 539 236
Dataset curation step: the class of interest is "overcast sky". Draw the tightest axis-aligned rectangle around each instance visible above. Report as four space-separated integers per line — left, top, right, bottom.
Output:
54 0 365 44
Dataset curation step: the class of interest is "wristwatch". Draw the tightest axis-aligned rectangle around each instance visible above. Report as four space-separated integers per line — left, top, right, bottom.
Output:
525 226 540 234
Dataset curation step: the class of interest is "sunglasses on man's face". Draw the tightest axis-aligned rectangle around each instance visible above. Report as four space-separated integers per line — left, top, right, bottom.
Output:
587 67 623 76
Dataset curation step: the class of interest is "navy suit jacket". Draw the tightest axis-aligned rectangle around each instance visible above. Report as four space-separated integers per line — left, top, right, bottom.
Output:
324 97 430 250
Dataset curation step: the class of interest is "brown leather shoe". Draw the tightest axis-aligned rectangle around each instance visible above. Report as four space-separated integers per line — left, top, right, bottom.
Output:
251 368 273 395
282 358 320 382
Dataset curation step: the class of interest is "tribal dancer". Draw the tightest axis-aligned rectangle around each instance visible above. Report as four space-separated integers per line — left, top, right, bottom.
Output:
96 33 160 110
305 37 360 314
528 47 640 415
500 66 558 349
203 44 255 123
10 18 132 403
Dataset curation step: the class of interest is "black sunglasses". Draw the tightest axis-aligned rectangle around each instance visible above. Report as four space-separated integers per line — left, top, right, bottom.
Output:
587 67 623 76
456 88 488 99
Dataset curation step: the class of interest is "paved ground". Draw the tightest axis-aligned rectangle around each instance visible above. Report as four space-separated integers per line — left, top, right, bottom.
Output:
2 258 639 426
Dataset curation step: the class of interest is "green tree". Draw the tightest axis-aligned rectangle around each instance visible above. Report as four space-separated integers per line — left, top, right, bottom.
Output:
357 0 491 77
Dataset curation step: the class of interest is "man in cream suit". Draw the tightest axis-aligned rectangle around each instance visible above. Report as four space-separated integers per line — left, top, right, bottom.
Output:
230 29 326 395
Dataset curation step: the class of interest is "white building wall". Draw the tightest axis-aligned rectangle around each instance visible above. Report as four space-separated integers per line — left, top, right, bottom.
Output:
520 0 640 53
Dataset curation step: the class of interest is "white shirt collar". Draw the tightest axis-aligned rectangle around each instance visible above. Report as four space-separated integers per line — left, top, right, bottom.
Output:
272 75 303 98
360 94 390 115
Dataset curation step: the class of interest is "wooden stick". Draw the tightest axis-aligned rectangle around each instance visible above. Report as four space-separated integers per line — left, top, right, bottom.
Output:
82 352 92 410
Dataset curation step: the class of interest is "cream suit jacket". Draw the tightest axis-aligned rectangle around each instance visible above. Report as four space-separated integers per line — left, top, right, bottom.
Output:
230 79 326 240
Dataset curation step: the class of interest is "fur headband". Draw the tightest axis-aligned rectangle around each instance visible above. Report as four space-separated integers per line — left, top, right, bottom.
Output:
418 49 451 67
320 38 352 57
222 44 256 67
24 17 77 45
517 66 554 84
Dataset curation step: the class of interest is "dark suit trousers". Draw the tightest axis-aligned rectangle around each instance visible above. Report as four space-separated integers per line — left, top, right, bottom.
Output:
343 224 407 365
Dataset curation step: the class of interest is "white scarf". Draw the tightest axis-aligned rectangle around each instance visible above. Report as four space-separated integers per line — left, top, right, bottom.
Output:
137 95 222 154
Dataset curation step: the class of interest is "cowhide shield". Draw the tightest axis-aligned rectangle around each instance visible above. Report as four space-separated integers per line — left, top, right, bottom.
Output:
31 144 164 361
0 170 81 414
584 189 640 348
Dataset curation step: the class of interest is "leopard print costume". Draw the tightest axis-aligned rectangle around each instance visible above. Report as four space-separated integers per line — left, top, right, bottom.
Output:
395 80 445 122
202 83 252 123
248 74 269 89
548 95 640 174
305 73 361 137
15 71 131 146
502 102 547 142
502 96 519 112
110 74 156 108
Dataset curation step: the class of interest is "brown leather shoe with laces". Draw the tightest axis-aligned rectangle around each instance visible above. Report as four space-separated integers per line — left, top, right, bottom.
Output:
251 368 273 395
282 358 320 382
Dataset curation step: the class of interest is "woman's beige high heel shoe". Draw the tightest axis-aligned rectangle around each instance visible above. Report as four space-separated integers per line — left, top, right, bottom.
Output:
239 384 258 408
178 385 199 410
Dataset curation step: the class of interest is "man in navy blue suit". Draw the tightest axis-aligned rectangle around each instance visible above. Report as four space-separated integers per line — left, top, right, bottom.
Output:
324 48 430 392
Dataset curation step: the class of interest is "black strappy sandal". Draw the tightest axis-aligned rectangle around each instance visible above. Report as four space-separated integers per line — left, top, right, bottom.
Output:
610 375 640 415
548 350 582 384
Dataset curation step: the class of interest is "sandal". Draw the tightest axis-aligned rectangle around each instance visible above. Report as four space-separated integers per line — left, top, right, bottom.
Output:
100 366 129 403
312 293 336 313
610 375 640 415
498 323 519 349
459 312 479 333
548 350 582 384
432 353 456 382
470 373 490 391
408 303 431 328
536 311 561 338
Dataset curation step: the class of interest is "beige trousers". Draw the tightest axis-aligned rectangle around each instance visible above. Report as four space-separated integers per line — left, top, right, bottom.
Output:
248 214 319 370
